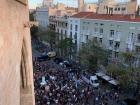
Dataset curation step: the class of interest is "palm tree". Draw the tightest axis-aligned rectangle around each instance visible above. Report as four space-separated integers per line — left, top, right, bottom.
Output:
38 28 56 50
57 38 74 58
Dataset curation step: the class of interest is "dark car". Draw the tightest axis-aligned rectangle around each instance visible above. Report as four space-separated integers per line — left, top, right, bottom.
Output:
37 55 49 62
121 98 138 105
63 61 72 68
54 58 63 64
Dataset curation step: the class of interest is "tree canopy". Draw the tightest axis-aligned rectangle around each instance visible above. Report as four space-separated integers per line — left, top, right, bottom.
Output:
57 38 74 58
79 38 109 72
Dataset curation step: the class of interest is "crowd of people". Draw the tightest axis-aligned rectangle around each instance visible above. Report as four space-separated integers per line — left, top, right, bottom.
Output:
34 60 94 105
32 38 125 105
33 59 122 105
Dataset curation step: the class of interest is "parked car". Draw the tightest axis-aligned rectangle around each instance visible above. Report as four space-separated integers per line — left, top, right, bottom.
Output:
63 60 72 68
89 75 99 88
47 51 56 58
37 55 49 62
54 58 63 64
121 98 138 105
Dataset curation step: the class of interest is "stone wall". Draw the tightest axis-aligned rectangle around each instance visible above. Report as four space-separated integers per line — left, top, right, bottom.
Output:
0 0 34 105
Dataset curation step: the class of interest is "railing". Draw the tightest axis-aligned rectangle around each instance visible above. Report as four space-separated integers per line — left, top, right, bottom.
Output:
109 36 114 40
114 36 120 42
114 47 119 52
135 40 140 46
108 46 113 50
98 33 103 38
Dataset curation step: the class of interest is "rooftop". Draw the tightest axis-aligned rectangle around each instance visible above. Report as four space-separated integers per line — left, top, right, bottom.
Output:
71 12 140 22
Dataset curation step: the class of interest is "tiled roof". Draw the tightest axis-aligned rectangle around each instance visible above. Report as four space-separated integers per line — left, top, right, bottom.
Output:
71 12 140 22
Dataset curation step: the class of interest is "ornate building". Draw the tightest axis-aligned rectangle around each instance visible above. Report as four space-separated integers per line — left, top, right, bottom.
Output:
78 0 84 12
97 0 137 15
0 0 35 105
42 0 54 7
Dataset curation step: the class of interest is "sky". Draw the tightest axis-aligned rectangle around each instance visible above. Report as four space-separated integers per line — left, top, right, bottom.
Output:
28 0 140 9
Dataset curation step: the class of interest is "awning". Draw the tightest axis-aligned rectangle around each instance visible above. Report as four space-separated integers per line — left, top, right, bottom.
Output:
95 72 105 77
102 75 112 81
90 76 98 80
108 80 118 86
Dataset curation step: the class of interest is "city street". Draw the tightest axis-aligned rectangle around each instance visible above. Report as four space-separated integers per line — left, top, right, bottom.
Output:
32 39 140 105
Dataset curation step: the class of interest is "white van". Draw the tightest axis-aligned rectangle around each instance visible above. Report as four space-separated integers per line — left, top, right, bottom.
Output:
90 75 99 88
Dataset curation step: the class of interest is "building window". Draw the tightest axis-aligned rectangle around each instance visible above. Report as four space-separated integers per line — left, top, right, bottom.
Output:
75 25 78 31
70 32 72 38
110 30 114 37
136 46 140 53
94 27 98 33
100 23 104 26
86 35 89 41
75 40 77 45
65 30 67 35
99 38 102 43
114 42 120 49
129 32 134 41
109 40 113 46
82 26 85 30
100 28 103 34
121 7 126 11
70 24 72 30
89 6 91 9
137 34 140 42
95 23 98 25
108 50 112 57
74 33 77 39
61 29 63 34
117 25 121 28
116 31 121 39
115 52 119 58
66 23 68 27
110 24 114 27
114 8 117 11
118 8 120 11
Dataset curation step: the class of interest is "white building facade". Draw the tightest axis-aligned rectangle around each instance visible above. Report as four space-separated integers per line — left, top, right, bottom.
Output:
35 7 49 30
68 12 140 60
68 18 81 51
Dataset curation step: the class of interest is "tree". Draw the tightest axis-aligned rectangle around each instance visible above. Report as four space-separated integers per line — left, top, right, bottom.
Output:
57 38 74 58
29 11 35 21
38 29 56 49
122 52 134 67
30 25 38 37
79 38 109 72
106 64 118 78
29 11 38 37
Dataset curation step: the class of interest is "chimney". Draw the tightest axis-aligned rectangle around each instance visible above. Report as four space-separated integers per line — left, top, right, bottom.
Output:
130 14 136 19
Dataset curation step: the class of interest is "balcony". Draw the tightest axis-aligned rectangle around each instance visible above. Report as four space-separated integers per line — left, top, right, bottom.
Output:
114 36 120 42
98 33 103 38
126 37 133 44
109 36 114 40
108 46 113 50
135 41 140 46
114 47 119 52
82 30 86 35
93 32 98 37
86 30 90 35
